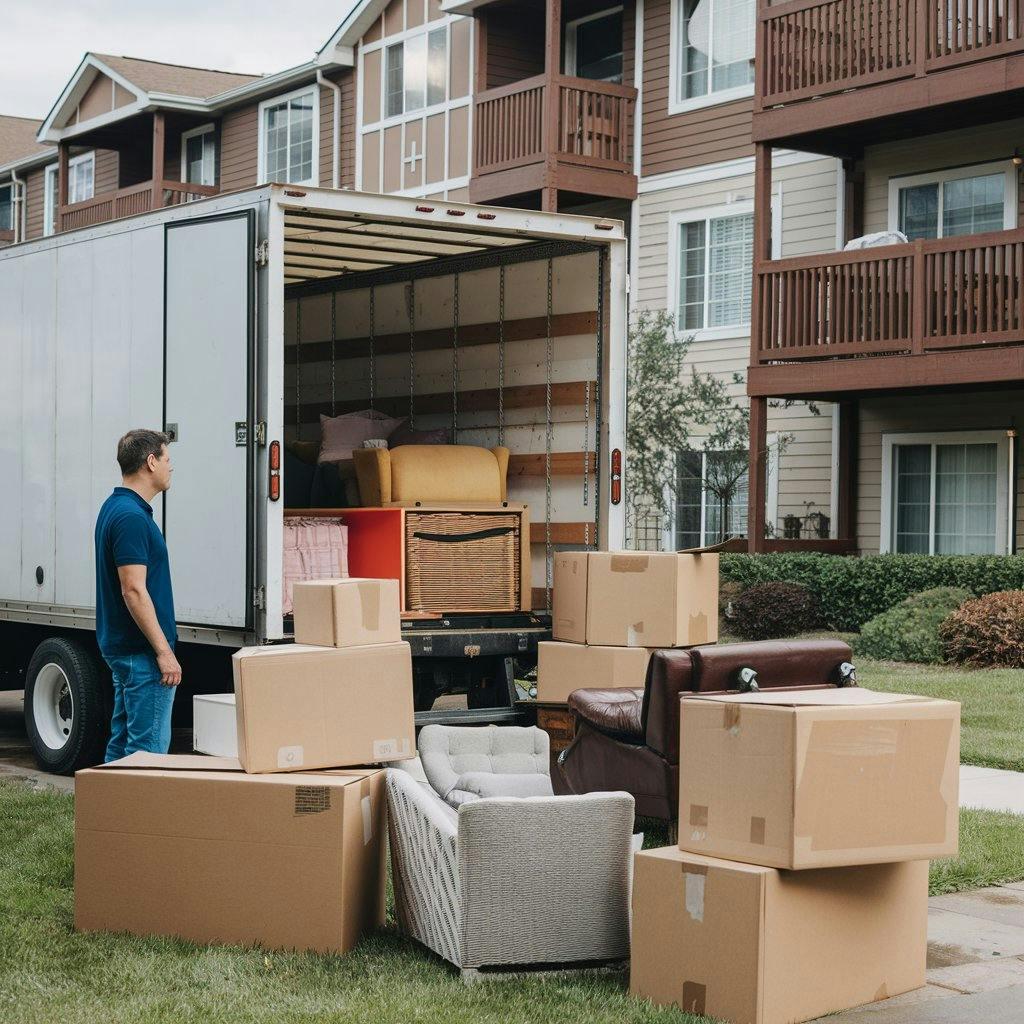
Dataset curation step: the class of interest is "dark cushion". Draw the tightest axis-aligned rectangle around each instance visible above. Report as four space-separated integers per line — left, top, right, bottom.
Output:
640 649 695 764
283 449 315 508
688 639 853 692
567 687 645 742
389 420 452 446
310 461 352 508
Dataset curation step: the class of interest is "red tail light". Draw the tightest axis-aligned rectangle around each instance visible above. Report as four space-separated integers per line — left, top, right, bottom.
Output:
269 440 281 501
611 448 622 506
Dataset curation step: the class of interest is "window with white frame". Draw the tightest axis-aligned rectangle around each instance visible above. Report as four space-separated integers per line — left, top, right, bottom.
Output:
67 152 95 205
181 124 217 187
675 450 749 548
890 163 1015 241
673 0 755 109
566 7 624 83
259 87 318 186
0 183 12 232
675 209 754 331
882 432 1010 554
43 163 57 236
384 25 448 118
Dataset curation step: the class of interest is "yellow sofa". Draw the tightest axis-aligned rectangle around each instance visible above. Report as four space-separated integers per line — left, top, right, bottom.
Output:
353 445 510 506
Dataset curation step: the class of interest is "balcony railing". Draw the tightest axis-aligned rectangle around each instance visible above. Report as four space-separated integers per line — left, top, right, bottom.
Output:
757 0 1024 108
59 180 218 233
755 228 1024 363
474 74 635 177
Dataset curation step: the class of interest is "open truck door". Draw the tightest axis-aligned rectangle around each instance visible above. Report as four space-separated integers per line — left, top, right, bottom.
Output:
163 211 256 630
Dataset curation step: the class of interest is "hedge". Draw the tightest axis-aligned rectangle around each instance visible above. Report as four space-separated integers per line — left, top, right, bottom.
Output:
719 553 1024 632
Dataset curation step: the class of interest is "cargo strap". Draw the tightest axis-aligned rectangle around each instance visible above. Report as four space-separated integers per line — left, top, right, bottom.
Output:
407 281 416 429
368 285 376 409
545 258 554 611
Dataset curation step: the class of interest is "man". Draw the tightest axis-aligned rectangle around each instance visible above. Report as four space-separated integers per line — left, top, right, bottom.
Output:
95 429 182 761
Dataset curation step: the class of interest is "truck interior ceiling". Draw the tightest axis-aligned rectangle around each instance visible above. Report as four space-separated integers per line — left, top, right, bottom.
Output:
279 202 609 635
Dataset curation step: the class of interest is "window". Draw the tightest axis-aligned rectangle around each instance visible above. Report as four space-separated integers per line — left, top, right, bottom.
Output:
882 432 1009 554
67 152 95 205
0 184 11 232
259 87 318 186
384 27 448 119
675 450 749 548
181 125 216 187
890 163 1014 241
675 210 754 331
43 163 57 236
566 7 624 83
673 0 755 109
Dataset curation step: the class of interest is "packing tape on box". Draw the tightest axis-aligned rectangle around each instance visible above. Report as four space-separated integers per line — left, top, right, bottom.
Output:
688 611 709 645
610 555 648 573
372 737 411 760
278 745 304 769
683 864 707 922
360 776 374 845
681 982 706 1016
358 581 381 631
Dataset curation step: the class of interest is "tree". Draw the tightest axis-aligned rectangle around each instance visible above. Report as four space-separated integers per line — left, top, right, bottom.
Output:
625 309 786 546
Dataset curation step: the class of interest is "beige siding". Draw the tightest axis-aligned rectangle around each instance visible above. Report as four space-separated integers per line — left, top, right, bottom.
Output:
93 149 119 195
862 118 1024 234
856 392 1024 555
77 73 131 122
24 165 48 239
636 156 841 534
641 0 753 178
220 103 259 192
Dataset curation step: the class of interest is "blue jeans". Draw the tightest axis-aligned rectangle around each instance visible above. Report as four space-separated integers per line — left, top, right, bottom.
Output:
103 651 176 761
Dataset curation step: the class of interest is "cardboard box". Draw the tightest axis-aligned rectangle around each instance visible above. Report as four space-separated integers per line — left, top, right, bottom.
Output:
552 551 589 642
630 846 927 1024
192 693 237 758
554 551 718 648
75 753 386 954
292 577 401 648
233 642 415 773
536 641 653 703
679 688 960 869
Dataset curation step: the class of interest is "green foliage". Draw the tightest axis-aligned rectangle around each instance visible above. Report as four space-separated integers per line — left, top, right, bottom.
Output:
855 587 970 663
941 590 1024 668
730 581 820 640
719 552 1024 631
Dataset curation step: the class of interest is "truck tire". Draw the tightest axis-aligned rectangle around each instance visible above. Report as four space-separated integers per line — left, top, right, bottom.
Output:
25 638 110 775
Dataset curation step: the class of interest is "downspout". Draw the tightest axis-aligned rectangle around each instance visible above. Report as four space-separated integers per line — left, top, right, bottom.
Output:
1009 429 1017 553
317 69 342 189
10 166 25 244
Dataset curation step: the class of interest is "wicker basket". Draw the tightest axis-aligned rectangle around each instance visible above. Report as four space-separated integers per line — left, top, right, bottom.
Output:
405 510 522 612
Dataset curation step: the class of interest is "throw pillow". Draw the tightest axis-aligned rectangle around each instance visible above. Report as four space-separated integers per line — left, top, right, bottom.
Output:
388 420 452 447
319 409 402 463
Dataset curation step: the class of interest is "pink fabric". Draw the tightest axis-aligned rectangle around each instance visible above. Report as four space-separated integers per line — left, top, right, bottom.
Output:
318 409 403 463
282 517 349 615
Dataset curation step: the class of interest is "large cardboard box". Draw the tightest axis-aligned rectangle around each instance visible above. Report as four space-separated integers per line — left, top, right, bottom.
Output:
233 642 415 773
552 551 589 642
679 688 960 869
192 692 237 758
292 577 401 648
75 754 386 954
536 641 653 703
554 551 718 648
630 846 928 1024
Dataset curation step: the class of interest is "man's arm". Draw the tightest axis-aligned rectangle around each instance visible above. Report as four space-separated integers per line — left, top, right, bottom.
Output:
116 564 182 686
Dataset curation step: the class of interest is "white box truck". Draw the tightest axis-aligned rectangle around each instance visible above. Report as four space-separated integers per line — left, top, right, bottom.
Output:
0 184 627 772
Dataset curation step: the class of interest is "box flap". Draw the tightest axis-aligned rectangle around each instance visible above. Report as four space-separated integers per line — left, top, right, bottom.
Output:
686 688 937 708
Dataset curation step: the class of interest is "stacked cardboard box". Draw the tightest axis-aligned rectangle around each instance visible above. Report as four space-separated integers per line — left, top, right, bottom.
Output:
630 687 961 1024
76 577 415 955
537 551 719 703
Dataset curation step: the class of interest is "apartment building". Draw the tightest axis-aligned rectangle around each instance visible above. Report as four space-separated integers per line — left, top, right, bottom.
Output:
748 0 1024 558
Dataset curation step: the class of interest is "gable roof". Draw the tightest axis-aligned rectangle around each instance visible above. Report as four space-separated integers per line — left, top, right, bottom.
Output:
316 0 380 64
0 115 55 173
93 54 261 99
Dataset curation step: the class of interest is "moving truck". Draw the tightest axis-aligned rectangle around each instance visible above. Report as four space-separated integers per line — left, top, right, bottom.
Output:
0 185 627 772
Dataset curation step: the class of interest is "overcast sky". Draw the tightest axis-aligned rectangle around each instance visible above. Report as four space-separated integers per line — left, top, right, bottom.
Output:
2 1 355 121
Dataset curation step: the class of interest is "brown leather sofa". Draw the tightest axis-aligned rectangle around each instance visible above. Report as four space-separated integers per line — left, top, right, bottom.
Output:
558 639 854 821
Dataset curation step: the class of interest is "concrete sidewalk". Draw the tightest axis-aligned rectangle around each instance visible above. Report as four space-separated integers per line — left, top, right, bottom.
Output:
960 765 1024 815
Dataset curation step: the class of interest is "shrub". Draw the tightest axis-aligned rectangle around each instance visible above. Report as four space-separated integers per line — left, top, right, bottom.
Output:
941 591 1024 668
719 553 1024 631
730 581 820 640
855 587 971 663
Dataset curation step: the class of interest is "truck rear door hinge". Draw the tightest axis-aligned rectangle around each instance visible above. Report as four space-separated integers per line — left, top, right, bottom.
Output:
252 585 266 610
253 421 267 446
254 240 270 267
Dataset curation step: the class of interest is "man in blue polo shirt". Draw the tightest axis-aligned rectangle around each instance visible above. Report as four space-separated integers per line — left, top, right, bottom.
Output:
95 429 181 760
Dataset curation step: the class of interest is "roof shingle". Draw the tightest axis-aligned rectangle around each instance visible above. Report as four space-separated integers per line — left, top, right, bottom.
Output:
94 54 263 99
0 114 54 166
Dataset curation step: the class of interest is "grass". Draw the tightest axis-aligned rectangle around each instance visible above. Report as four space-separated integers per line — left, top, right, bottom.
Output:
2 783 1023 1024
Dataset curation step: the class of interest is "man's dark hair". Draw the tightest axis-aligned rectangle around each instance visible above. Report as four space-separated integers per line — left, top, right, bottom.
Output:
117 429 169 477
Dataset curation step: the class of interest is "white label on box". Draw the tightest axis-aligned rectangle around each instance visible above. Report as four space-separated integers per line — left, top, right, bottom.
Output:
684 872 706 922
277 745 304 768
361 795 373 845
372 737 410 760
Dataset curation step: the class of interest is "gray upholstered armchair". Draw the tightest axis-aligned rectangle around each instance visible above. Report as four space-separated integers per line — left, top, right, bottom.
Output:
385 725 636 978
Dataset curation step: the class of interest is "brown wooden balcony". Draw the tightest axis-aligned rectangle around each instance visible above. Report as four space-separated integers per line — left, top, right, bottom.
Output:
748 227 1024 397
470 73 637 206
59 180 218 233
753 0 1024 149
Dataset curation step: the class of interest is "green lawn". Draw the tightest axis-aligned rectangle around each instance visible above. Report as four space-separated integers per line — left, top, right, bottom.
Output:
2 782 1024 1024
